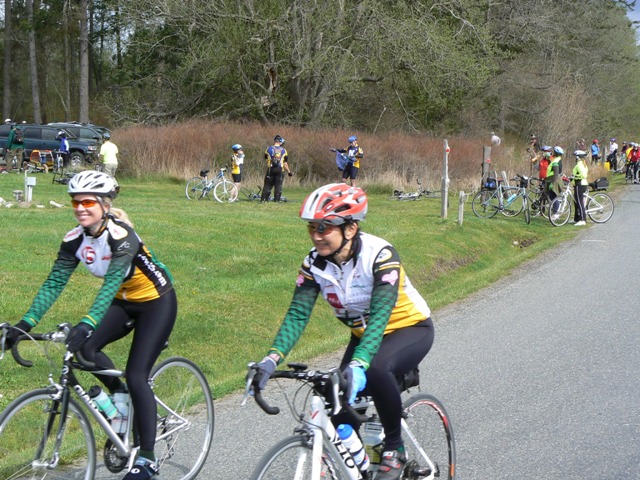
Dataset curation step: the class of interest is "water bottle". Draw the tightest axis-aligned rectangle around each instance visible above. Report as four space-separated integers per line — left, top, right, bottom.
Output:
111 392 129 434
506 193 517 204
88 386 117 420
361 419 385 467
337 424 370 472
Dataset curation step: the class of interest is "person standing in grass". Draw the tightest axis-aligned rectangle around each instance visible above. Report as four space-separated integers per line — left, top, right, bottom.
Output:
590 139 600 165
261 134 292 202
337 135 363 187
100 132 119 178
547 146 564 218
5 171 177 480
251 183 434 480
230 144 244 202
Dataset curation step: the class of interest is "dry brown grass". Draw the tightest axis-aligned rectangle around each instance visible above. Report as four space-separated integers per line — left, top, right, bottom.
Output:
112 120 608 192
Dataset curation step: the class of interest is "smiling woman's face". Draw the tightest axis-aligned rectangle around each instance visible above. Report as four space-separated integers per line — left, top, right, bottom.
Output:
72 194 105 230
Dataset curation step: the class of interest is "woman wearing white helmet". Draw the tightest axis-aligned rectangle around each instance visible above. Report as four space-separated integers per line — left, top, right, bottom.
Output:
251 183 434 480
6 170 176 480
230 143 244 201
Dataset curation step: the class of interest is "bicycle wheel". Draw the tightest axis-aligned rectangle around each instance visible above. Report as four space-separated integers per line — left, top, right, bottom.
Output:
586 192 614 223
523 196 531 225
549 196 571 226
0 388 96 480
500 190 524 217
250 435 347 480
185 177 207 200
150 357 215 480
471 190 500 218
213 179 239 203
402 393 456 480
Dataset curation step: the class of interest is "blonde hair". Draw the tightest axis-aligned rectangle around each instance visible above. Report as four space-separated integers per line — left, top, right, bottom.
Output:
110 207 134 228
102 197 134 227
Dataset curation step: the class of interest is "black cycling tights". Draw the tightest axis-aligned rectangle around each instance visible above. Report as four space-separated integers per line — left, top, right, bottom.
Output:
79 291 177 452
337 318 434 450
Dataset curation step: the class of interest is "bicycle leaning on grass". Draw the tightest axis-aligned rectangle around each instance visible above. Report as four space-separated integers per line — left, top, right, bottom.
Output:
0 322 215 480
243 362 455 480
471 174 531 224
185 167 238 203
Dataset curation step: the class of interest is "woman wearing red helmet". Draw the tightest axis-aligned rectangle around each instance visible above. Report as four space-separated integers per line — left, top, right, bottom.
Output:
251 183 434 480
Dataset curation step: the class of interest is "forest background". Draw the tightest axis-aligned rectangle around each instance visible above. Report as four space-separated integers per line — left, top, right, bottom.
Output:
2 0 640 187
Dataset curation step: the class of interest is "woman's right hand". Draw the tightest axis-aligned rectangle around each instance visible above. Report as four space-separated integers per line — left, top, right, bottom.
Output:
5 320 31 349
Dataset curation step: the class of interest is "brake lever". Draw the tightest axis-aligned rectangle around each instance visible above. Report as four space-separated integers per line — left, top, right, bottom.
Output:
241 362 257 406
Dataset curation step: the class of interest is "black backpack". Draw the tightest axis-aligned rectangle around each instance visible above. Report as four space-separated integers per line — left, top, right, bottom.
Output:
14 129 23 144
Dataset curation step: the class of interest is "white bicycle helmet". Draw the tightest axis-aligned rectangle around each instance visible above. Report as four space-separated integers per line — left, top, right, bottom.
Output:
68 171 119 199
553 146 564 156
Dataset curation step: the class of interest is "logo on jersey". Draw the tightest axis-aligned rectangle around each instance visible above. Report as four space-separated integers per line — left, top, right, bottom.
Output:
381 270 399 286
117 241 131 251
81 246 97 264
296 274 305 286
376 248 393 264
326 293 344 309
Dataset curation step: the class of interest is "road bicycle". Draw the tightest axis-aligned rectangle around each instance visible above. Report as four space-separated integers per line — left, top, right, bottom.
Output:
471 174 531 224
624 161 639 184
390 180 441 201
0 322 215 480
243 363 455 480
527 177 550 218
548 176 614 226
185 167 238 203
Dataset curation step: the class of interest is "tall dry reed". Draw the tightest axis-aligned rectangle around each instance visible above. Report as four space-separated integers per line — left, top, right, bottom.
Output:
112 120 599 192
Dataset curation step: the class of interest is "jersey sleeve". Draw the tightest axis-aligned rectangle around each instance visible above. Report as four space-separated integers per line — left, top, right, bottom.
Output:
21 243 80 327
268 259 320 362
351 246 400 368
81 224 139 328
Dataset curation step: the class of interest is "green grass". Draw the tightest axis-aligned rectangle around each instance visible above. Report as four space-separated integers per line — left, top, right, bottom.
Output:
0 172 585 409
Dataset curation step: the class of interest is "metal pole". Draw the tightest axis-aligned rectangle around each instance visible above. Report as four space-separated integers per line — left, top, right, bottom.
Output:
442 139 450 218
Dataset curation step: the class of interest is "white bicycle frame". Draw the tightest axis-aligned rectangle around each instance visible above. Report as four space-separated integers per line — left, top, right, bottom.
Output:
304 380 364 480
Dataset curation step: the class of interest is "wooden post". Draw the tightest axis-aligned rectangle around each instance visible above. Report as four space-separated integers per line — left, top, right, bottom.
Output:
481 146 492 189
442 139 450 218
458 191 467 225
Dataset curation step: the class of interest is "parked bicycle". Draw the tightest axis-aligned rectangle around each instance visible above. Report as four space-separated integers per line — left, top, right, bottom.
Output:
548 176 614 226
185 167 238 203
527 177 550 218
472 174 531 224
0 322 215 480
390 180 441 201
243 362 455 480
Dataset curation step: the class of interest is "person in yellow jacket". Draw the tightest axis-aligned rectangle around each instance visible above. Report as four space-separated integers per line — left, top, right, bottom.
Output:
546 146 564 218
230 144 244 202
572 150 589 226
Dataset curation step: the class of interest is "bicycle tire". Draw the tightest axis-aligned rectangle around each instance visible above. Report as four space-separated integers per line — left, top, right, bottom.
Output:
549 196 571 226
250 435 348 480
185 177 207 200
402 393 456 480
471 190 500 218
150 357 215 480
500 191 524 217
586 192 614 223
213 179 238 203
0 388 96 480
523 196 531 224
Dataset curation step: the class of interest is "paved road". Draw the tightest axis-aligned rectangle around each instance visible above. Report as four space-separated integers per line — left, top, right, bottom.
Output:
203 185 640 479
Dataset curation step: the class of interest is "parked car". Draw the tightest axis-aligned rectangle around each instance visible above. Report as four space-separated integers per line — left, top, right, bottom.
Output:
0 123 98 167
47 122 109 144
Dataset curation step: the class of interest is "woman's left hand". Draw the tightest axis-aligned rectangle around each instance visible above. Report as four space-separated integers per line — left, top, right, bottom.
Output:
66 322 94 352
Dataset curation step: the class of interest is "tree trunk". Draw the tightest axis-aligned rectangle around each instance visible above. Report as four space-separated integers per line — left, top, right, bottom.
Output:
3 0 11 121
26 0 42 123
63 0 71 120
79 0 90 122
